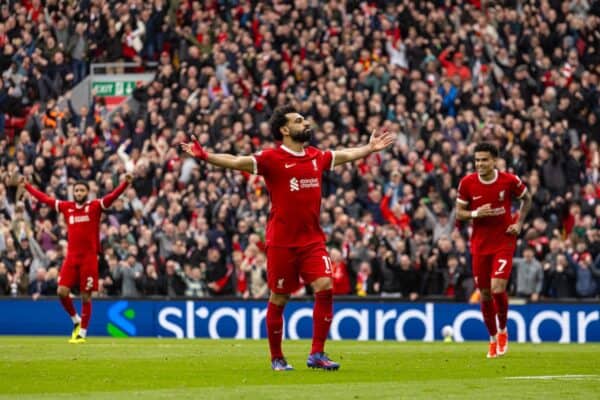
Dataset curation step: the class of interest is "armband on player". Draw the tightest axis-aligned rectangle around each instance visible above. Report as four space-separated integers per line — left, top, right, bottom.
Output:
192 140 208 161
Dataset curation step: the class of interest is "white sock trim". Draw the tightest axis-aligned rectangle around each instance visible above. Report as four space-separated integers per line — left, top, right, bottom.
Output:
79 329 87 338
71 315 81 324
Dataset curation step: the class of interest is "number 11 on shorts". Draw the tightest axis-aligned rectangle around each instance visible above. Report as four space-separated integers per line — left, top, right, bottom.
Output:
322 256 332 274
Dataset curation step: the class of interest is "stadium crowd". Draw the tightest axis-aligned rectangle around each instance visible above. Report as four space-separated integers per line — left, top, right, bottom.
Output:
0 0 599 301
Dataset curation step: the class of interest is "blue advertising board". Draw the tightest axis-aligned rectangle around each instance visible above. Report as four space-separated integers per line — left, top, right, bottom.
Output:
0 299 598 343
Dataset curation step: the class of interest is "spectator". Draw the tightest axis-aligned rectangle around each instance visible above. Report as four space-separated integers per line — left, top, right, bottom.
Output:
330 248 352 295
241 250 268 299
569 252 600 298
110 255 143 297
355 261 378 296
546 254 575 298
397 254 420 301
513 247 544 301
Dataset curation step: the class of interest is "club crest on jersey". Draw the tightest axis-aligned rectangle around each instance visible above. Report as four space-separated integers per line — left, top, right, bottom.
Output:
312 159 318 171
499 190 505 201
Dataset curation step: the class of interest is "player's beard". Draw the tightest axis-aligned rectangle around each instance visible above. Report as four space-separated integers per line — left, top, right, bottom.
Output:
74 196 87 205
290 127 313 143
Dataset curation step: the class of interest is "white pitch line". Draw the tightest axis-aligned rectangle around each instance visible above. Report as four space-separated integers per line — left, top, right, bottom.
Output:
505 375 600 381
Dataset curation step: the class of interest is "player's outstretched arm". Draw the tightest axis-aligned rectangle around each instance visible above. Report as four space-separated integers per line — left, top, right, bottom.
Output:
180 140 254 174
100 174 133 210
20 176 59 208
506 190 532 236
332 128 396 166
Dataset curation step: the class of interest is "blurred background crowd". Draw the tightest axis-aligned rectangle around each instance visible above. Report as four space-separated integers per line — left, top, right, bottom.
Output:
0 0 599 301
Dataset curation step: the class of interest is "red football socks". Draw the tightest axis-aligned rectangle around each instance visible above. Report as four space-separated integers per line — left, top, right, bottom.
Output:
59 295 77 318
311 289 333 354
493 292 509 330
81 301 92 330
266 302 284 360
480 299 498 337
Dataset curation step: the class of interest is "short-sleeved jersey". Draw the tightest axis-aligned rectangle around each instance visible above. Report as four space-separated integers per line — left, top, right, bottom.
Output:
457 170 527 255
252 145 335 247
56 199 105 255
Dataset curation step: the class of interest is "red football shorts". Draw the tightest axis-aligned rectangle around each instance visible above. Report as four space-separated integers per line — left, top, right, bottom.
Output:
266 242 332 294
471 250 514 289
58 253 99 292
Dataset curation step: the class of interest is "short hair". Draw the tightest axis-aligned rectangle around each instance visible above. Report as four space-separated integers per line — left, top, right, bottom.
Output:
474 142 499 158
73 180 89 191
269 104 297 141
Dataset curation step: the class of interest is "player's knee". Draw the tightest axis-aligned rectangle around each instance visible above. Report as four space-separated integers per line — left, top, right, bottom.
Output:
480 289 492 301
491 280 507 294
269 292 289 306
57 286 69 298
311 277 332 292
81 292 92 303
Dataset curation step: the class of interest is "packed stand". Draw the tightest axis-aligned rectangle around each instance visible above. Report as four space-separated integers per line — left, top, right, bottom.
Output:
0 0 600 301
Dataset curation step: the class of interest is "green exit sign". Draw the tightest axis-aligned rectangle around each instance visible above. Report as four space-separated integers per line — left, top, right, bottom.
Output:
92 81 136 96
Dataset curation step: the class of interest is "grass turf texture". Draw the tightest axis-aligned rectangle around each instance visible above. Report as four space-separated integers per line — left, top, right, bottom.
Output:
0 337 599 399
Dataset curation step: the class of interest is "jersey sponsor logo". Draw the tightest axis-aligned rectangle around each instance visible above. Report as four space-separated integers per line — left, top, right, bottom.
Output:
289 177 320 191
491 207 506 215
290 177 300 191
107 300 137 337
69 215 91 224
284 163 296 169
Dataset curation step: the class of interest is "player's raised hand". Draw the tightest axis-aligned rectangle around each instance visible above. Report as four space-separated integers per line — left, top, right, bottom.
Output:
180 139 208 161
368 128 396 152
506 222 522 236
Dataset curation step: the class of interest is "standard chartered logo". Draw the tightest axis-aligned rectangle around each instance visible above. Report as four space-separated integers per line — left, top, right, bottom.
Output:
107 301 137 337
289 177 319 192
290 177 299 191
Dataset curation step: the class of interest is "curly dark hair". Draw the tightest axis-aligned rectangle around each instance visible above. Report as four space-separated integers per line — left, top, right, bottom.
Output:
269 104 297 141
474 142 499 158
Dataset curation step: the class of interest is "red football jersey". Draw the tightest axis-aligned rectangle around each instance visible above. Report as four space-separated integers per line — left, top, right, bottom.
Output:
457 170 527 255
252 145 334 247
25 182 128 255
56 200 104 255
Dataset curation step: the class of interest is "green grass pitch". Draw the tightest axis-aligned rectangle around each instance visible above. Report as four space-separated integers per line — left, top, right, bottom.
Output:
0 337 599 399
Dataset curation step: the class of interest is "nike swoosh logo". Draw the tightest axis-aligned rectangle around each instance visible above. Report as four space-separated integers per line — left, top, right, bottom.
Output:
473 196 483 200
285 163 296 168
